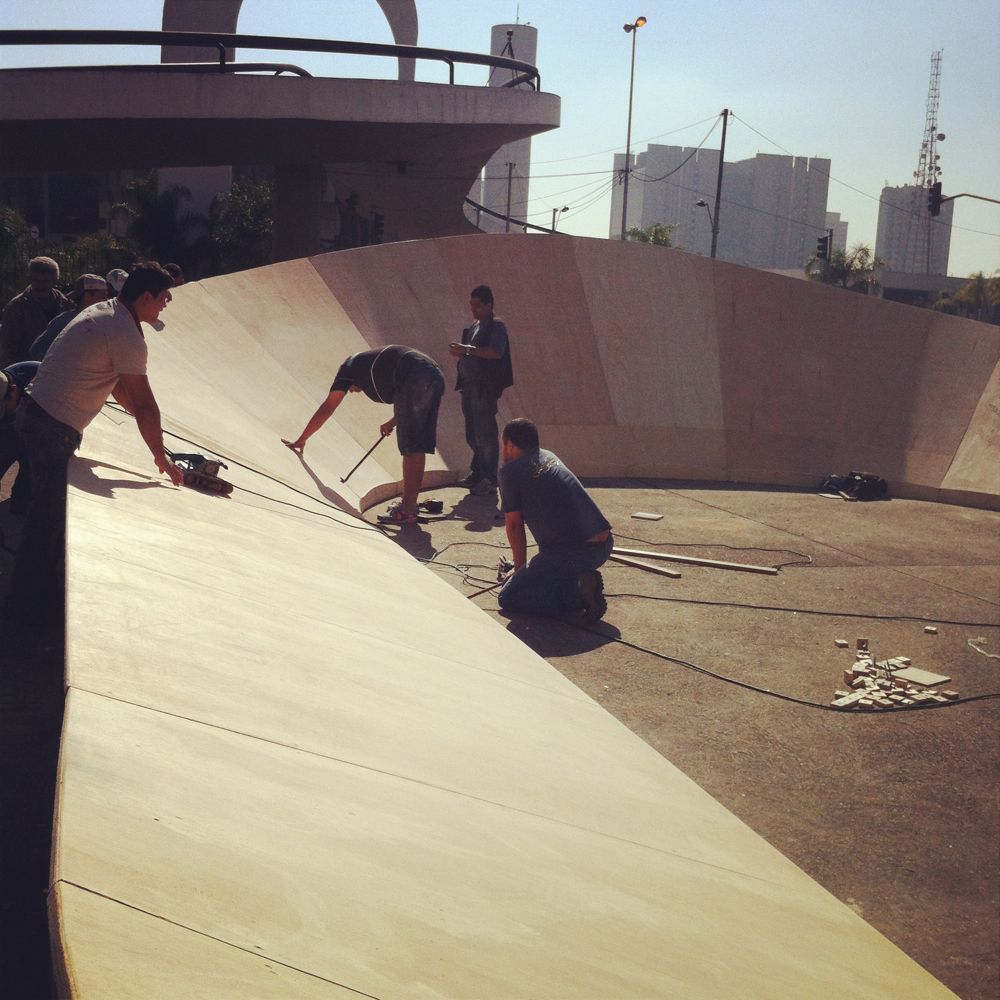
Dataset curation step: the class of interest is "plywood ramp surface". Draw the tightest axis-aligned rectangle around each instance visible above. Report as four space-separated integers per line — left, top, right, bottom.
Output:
51 234 979 997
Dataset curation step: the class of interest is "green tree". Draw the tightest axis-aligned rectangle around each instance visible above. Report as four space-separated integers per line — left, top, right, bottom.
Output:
208 178 273 274
933 270 1000 324
627 222 676 247
805 242 883 295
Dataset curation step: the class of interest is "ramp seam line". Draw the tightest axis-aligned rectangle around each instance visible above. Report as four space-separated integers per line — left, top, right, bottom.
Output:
54 879 384 998
66 686 783 886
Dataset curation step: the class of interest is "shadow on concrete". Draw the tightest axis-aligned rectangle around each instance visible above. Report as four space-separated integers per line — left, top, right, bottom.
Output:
291 453 359 513
501 612 621 659
71 458 165 499
446 492 503 533
384 523 437 562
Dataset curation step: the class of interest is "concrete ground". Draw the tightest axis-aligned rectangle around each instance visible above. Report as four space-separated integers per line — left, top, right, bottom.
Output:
376 479 1000 1000
3 471 997 999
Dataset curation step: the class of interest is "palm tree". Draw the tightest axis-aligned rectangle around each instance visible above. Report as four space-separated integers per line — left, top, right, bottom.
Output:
112 171 208 269
805 242 883 295
934 270 1000 324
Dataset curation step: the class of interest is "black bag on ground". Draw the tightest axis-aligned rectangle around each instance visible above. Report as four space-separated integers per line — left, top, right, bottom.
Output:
820 471 889 501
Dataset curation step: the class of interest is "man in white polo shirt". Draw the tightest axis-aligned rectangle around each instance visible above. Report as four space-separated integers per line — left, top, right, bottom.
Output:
8 261 183 617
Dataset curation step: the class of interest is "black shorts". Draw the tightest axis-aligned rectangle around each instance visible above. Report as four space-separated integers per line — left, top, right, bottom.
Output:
393 361 445 454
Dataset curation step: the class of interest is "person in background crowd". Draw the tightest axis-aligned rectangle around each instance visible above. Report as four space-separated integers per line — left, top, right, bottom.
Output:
29 274 108 361
0 257 71 367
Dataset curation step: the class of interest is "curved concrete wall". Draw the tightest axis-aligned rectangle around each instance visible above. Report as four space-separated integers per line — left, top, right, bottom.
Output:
146 233 998 510
50 235 987 997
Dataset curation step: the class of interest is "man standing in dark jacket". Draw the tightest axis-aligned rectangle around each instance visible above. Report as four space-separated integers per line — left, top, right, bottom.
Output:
0 257 71 366
449 285 513 496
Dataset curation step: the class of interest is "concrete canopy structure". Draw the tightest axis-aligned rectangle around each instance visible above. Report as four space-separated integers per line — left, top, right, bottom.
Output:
0 8 559 259
41 234 997 997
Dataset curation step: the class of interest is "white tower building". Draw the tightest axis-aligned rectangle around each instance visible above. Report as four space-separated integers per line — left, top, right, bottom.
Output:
470 23 538 232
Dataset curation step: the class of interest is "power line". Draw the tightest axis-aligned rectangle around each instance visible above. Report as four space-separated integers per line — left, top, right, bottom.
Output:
532 113 723 166
732 112 1000 240
631 117 721 183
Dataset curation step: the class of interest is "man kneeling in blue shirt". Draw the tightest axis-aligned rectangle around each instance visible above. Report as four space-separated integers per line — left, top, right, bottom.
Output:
498 418 612 622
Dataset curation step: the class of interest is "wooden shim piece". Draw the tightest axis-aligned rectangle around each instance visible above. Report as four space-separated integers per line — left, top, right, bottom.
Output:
608 553 682 579
612 546 779 575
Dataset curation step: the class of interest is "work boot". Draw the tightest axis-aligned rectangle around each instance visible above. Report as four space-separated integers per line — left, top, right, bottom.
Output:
457 472 479 487
577 570 607 623
469 478 497 496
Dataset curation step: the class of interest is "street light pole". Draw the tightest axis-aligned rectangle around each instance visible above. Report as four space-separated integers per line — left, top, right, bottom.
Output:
695 198 714 234
620 16 647 241
551 205 570 232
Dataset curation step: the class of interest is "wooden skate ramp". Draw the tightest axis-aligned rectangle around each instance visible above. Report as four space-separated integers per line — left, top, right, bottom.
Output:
50 235 989 997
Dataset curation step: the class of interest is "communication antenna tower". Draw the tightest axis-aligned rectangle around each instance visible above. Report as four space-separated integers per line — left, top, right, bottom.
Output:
913 49 945 190
898 50 946 273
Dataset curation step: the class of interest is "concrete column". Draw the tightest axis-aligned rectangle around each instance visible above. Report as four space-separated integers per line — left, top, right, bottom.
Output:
272 163 324 263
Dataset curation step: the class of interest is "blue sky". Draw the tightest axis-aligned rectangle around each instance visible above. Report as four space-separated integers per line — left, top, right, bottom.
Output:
4 0 998 276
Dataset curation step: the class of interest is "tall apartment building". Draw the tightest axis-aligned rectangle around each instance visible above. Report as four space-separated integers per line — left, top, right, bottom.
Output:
875 185 953 274
610 145 831 269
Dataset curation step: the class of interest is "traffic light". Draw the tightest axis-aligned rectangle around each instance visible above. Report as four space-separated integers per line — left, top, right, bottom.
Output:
816 235 830 260
927 181 943 217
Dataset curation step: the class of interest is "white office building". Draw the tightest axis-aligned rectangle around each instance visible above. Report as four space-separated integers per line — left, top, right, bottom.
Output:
875 185 953 275
610 145 831 270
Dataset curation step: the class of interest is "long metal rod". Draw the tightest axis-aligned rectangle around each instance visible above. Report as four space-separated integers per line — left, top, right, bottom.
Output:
340 434 386 484
0 29 541 90
613 546 778 575
608 554 683 579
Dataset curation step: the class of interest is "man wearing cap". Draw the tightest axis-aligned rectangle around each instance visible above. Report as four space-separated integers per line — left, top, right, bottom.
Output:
29 273 108 361
8 262 182 617
0 257 72 367
106 268 129 298
0 360 39 513
282 345 445 524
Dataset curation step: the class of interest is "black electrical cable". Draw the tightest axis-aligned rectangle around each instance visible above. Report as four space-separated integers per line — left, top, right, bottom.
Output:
104 402 384 535
600 591 1000 629
566 622 1000 714
420 542 1000 711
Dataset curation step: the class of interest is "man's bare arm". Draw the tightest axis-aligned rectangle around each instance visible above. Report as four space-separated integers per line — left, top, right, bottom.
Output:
282 390 346 454
116 372 182 485
504 510 528 570
111 379 134 414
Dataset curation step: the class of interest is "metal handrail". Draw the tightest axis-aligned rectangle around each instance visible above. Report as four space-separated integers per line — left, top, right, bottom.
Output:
464 197 561 235
11 62 313 77
0 29 541 90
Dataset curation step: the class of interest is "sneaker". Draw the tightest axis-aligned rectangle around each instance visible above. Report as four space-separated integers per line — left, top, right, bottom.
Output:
457 472 479 487
378 503 419 525
469 478 497 496
577 570 607 622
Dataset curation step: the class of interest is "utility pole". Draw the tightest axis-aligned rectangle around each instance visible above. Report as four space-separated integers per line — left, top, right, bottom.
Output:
710 108 729 259
505 162 514 233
